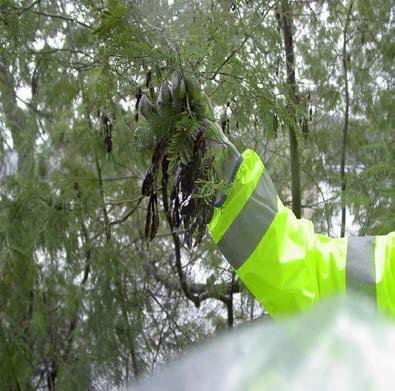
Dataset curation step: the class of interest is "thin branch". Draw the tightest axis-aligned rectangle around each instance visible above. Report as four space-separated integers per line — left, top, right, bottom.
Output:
15 94 53 119
208 34 251 81
207 4 274 81
110 197 143 225
226 271 236 328
105 194 146 206
146 257 240 302
94 153 112 241
101 175 140 182
28 9 93 29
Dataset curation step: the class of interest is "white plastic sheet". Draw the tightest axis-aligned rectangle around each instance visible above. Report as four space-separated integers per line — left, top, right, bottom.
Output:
132 296 395 391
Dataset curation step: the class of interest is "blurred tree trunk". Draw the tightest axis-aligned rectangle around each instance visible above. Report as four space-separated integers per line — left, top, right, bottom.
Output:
340 1 354 237
278 0 302 219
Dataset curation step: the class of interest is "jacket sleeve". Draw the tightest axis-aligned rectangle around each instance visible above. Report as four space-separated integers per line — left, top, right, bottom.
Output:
208 149 395 318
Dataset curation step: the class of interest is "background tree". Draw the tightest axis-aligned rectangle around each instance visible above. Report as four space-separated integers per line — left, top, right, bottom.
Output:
0 1 393 390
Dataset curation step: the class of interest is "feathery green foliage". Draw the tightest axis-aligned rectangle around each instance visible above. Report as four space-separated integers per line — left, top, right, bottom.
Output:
0 0 393 389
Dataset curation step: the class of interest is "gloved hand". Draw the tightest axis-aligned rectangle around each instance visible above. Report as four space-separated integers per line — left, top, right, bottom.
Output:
139 71 241 204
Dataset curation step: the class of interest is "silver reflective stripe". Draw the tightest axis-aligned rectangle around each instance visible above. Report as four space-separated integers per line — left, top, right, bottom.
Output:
346 236 376 299
218 169 278 269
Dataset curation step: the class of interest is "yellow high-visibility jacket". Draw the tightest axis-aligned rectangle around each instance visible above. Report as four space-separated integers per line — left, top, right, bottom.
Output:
209 149 395 318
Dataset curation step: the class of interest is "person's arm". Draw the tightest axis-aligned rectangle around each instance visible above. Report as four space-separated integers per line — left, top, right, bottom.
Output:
208 149 395 318
139 73 394 318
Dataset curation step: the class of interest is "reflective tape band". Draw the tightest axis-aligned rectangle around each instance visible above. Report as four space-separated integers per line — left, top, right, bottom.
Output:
374 233 395 317
218 168 278 270
346 236 376 300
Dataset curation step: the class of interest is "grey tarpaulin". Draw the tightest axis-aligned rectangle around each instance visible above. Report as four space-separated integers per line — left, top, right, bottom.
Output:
129 296 395 391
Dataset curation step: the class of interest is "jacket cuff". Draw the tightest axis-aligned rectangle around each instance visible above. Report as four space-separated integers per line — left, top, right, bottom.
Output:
214 148 242 207
209 149 264 243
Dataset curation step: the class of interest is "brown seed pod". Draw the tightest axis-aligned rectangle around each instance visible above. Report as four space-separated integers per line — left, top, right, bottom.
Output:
157 82 172 113
150 193 159 240
194 223 206 247
142 168 154 197
104 135 112 153
140 75 220 245
171 71 186 113
135 87 143 110
172 196 181 228
145 69 152 89
145 196 152 239
139 95 157 121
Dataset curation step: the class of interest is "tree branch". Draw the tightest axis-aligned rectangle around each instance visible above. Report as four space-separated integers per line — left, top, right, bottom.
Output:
110 198 143 225
28 9 93 29
146 257 240 302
